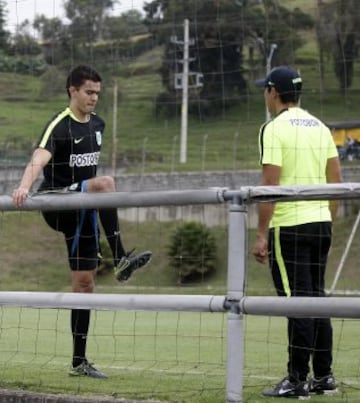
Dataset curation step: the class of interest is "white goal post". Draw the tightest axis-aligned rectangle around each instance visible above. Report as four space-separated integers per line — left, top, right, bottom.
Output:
0 292 359 318
0 183 359 211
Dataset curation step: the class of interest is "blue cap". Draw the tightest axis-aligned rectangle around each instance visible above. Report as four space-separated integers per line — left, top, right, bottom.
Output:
255 66 302 95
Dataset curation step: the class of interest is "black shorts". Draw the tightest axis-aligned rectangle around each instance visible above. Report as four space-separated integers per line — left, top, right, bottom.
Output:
41 181 99 271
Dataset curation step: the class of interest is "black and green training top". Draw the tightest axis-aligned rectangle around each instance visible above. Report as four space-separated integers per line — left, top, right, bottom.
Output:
36 107 105 190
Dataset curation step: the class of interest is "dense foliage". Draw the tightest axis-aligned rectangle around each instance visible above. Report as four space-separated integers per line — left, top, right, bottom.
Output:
145 0 314 116
0 0 359 98
167 222 217 283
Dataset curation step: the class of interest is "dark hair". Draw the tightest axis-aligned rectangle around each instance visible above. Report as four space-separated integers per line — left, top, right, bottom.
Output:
66 65 102 97
278 86 301 104
267 84 301 103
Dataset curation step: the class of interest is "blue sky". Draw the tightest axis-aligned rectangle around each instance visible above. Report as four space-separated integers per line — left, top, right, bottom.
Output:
5 0 145 32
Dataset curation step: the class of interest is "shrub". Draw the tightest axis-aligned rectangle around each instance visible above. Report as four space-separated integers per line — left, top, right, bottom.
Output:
167 221 217 283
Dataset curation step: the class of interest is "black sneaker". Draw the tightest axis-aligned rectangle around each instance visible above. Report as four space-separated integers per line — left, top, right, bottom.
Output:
114 250 152 282
262 376 310 399
309 374 337 395
69 360 108 379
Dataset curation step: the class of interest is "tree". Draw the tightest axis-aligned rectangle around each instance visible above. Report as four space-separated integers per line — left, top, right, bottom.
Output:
64 0 117 64
33 15 69 65
146 0 313 117
103 10 147 40
0 0 9 51
148 0 248 116
245 0 313 68
8 20 42 56
317 0 360 92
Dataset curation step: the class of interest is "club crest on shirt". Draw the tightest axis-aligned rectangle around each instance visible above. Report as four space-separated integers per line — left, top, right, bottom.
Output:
95 131 102 146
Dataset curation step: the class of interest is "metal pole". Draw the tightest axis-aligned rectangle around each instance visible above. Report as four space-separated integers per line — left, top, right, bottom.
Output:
226 200 247 402
112 80 118 176
329 209 360 294
180 19 189 163
265 43 277 121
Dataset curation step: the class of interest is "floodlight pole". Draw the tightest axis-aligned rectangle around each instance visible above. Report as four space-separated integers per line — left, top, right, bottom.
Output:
172 20 201 164
180 19 190 164
265 43 277 121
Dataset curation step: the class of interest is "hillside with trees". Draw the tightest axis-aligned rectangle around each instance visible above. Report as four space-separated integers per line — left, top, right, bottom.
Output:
1 0 359 103
0 0 359 171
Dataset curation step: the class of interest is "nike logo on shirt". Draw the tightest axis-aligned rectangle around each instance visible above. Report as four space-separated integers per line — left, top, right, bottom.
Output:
74 138 84 144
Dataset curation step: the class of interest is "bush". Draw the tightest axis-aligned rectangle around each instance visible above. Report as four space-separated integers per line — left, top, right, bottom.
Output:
167 221 217 283
0 50 47 76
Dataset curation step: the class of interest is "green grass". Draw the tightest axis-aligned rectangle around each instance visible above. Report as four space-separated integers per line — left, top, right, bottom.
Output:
1 209 360 295
0 209 360 401
0 42 359 171
0 308 226 402
0 308 360 402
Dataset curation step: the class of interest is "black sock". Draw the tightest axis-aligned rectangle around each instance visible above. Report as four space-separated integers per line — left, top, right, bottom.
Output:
99 209 126 266
71 309 90 368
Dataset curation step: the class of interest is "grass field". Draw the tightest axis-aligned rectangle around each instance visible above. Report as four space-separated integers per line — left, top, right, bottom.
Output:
1 209 360 295
0 307 360 402
0 208 360 402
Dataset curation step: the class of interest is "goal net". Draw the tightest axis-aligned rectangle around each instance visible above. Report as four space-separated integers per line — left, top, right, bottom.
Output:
1 0 360 402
